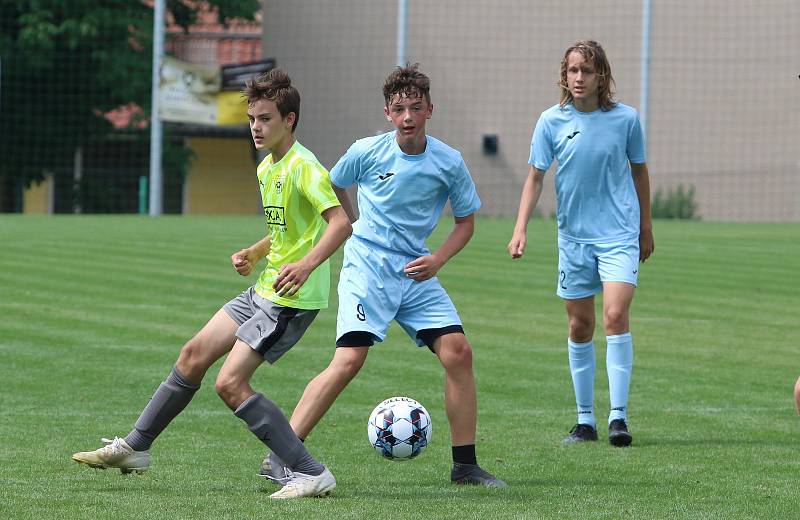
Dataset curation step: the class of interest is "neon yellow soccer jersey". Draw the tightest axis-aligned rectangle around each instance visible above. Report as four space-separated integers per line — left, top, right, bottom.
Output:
254 140 340 309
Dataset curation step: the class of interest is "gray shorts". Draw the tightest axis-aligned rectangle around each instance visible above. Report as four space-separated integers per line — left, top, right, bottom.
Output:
223 287 319 364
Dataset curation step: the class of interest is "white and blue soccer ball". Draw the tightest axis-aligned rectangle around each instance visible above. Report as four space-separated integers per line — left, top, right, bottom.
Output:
367 396 432 461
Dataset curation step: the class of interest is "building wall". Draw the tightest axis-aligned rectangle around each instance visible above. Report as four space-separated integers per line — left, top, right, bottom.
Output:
23 175 53 214
262 0 799 221
184 137 261 214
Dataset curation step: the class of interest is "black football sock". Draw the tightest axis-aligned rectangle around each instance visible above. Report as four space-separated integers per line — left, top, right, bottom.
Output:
452 444 478 466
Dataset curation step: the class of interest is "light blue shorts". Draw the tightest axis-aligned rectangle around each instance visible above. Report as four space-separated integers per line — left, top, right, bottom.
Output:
557 236 639 300
336 237 462 348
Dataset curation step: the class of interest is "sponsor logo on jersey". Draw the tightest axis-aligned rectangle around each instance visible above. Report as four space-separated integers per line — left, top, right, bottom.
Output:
264 206 286 226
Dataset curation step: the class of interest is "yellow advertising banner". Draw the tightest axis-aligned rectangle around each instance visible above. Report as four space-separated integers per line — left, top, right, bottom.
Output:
216 91 248 125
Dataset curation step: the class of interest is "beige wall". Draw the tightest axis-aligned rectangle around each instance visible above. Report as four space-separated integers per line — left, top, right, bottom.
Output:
262 0 799 221
184 137 261 214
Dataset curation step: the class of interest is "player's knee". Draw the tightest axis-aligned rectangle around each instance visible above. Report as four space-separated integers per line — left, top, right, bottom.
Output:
214 372 243 408
568 316 594 341
177 337 209 372
603 307 629 333
331 350 367 380
439 337 473 371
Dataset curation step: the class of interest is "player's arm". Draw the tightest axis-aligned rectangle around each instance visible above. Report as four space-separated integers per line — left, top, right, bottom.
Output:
631 162 654 262
508 165 546 259
403 213 474 282
332 185 357 223
273 205 352 296
231 235 272 276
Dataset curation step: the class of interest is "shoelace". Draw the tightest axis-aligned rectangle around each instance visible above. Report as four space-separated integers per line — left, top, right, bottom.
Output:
282 470 318 486
571 424 594 436
99 437 127 455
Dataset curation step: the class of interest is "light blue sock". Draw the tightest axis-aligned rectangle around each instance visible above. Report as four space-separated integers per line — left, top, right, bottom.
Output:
568 338 596 427
606 333 633 423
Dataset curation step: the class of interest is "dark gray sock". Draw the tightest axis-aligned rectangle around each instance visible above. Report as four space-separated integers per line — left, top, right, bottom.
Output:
234 393 324 476
124 365 199 451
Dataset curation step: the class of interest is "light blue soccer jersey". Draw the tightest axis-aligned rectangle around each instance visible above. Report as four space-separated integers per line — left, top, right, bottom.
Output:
530 102 646 243
331 131 481 257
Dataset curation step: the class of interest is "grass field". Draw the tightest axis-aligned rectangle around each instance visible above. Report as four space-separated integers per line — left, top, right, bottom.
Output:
0 215 798 519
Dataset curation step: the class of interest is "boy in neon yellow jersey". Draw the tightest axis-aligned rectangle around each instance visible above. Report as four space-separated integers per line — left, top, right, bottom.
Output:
73 69 352 499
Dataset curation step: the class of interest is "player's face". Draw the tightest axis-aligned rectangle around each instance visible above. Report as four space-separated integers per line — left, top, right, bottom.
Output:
384 93 433 152
566 51 600 111
247 98 294 152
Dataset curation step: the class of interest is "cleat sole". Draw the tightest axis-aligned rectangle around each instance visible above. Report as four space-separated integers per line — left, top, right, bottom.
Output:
609 433 633 447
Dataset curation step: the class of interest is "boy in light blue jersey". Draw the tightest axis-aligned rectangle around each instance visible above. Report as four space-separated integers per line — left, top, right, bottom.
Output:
268 64 505 488
509 41 655 447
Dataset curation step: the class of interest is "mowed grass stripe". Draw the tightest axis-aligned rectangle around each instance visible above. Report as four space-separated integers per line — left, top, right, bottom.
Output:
1 216 799 519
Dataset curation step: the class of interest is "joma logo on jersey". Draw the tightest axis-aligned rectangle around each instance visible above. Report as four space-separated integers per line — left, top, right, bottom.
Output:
263 206 286 225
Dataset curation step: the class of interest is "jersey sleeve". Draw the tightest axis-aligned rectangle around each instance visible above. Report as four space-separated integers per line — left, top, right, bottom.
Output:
329 142 361 189
297 162 340 215
627 112 647 164
529 112 554 172
448 156 481 217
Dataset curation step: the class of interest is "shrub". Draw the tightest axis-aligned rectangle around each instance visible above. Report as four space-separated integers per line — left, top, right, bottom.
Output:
651 184 699 219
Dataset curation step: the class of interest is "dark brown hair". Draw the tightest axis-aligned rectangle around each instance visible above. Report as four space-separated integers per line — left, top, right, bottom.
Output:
243 69 300 131
558 40 617 111
382 63 431 106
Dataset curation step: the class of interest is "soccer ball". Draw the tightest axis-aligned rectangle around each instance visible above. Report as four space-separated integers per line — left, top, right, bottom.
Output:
367 396 432 461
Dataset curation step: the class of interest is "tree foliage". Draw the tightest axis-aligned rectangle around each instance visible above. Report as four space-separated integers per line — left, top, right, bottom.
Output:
0 0 259 210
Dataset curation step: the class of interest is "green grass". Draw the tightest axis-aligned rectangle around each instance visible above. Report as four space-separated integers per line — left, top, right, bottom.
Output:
0 215 798 519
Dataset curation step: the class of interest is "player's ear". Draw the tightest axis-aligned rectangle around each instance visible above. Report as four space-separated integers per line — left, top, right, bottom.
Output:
384 105 391 121
285 111 297 129
427 103 433 119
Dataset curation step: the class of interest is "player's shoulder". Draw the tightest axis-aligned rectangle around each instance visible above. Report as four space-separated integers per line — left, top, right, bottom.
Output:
348 132 394 156
424 135 465 165
607 102 639 120
539 103 570 121
288 141 328 174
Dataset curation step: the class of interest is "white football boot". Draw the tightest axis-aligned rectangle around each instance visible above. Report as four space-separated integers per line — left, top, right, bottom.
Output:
269 467 336 499
72 437 151 474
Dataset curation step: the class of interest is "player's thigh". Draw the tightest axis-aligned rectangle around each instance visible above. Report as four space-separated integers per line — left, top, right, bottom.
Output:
596 239 639 288
216 339 264 389
557 238 601 299
396 277 462 349
184 307 240 363
336 239 402 343
328 344 370 373
236 301 318 365
601 281 635 329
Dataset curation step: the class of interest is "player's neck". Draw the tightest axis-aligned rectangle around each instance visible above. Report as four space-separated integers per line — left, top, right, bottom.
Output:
396 134 427 156
572 97 600 113
270 135 296 163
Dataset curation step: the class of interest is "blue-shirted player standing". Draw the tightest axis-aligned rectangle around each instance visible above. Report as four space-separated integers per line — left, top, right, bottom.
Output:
263 63 506 487
508 40 655 446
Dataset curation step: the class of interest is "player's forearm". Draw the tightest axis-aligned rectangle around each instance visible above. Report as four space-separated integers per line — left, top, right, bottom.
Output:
631 163 653 231
433 214 475 265
248 235 272 259
513 168 545 233
302 206 352 271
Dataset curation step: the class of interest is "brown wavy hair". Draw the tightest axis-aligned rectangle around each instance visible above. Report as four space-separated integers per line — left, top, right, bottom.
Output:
558 40 617 111
243 69 300 131
383 63 431 106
